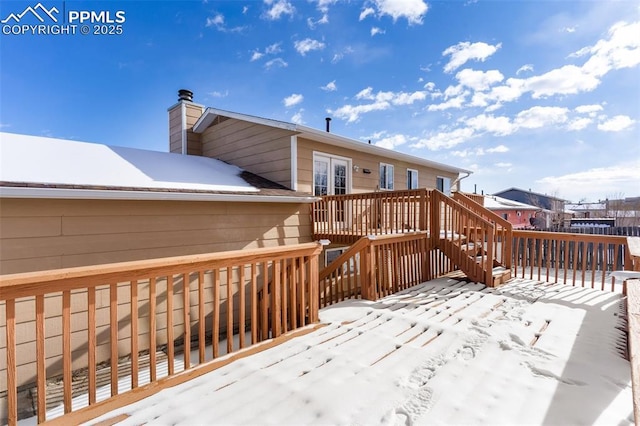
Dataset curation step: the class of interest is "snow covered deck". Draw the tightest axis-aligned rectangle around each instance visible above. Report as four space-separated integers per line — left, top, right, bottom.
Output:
87 277 633 425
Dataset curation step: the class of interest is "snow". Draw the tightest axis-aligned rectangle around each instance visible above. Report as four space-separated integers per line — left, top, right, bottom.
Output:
0 132 259 193
79 276 632 425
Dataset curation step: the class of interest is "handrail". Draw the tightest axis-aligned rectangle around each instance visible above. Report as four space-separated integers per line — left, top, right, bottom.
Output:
312 189 430 243
453 191 513 270
318 232 430 307
432 190 496 286
453 192 513 230
512 230 631 291
1 243 322 425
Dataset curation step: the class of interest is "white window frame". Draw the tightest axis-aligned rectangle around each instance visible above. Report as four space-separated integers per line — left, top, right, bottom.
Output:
313 152 352 196
407 169 419 190
436 176 451 195
380 163 394 190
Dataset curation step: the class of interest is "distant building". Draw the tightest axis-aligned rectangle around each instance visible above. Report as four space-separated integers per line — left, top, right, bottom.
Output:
493 188 567 229
481 195 541 229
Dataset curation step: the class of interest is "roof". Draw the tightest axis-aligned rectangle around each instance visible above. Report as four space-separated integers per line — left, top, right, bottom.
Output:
192 107 472 176
482 194 541 211
82 277 630 425
0 132 316 203
566 203 607 211
494 187 567 203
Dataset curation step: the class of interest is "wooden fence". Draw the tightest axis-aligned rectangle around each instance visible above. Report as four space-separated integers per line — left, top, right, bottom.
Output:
0 243 322 425
512 230 631 291
318 233 430 307
312 189 429 244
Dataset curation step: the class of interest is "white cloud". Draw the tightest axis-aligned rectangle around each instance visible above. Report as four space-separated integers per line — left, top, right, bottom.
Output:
514 106 569 128
516 64 534 75
597 115 635 131
412 127 476 150
359 7 375 21
265 43 282 54
524 65 601 98
495 162 512 168
330 101 390 123
291 109 304 124
205 13 246 32
575 104 603 115
464 114 514 136
486 144 509 153
294 38 326 56
536 162 640 201
562 26 577 33
263 0 295 20
205 14 224 28
579 21 640 77
321 80 337 91
567 117 592 131
283 93 304 107
442 41 502 73
250 51 264 62
374 134 409 150
427 93 468 111
371 27 385 36
208 90 229 98
369 0 429 25
264 58 288 69
451 147 486 158
456 69 504 91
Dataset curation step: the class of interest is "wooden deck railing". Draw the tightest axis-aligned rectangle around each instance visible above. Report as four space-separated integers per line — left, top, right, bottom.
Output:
318 233 430 307
312 189 430 244
512 230 631 291
0 243 322 425
432 190 496 285
453 191 513 270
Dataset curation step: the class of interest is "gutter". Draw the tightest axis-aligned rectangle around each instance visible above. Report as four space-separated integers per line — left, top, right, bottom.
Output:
0 187 319 204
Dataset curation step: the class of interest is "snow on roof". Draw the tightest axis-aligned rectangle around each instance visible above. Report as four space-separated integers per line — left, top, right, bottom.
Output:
483 194 540 210
84 278 631 426
0 132 259 193
566 203 607 211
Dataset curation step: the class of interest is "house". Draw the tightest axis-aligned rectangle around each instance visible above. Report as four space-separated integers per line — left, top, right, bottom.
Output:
480 194 541 229
494 187 567 229
168 89 471 198
168 89 472 266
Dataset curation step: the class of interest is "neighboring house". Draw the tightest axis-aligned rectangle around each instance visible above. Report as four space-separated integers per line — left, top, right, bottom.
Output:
494 187 567 229
0 132 316 275
168 90 472 199
565 202 608 219
481 195 541 229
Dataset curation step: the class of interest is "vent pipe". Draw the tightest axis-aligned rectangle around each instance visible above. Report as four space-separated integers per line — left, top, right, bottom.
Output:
325 117 331 132
178 89 193 102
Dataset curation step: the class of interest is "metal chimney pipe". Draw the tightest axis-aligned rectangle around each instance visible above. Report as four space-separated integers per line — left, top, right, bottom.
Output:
178 89 193 102
325 117 331 132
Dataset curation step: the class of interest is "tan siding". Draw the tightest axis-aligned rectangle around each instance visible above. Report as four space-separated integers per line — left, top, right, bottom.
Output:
0 198 312 274
167 102 204 154
201 119 294 188
297 137 459 193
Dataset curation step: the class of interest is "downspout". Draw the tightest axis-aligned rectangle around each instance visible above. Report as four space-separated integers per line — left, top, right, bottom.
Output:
452 171 471 193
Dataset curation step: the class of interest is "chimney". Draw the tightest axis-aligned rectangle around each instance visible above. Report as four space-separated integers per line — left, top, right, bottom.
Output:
325 117 331 132
168 89 204 155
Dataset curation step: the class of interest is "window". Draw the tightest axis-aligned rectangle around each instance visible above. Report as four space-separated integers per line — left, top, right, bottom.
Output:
502 213 509 220
325 247 359 274
313 153 350 196
436 176 451 195
407 169 418 189
380 163 394 190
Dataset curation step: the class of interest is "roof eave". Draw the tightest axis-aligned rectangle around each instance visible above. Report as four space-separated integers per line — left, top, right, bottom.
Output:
193 108 299 134
0 187 318 204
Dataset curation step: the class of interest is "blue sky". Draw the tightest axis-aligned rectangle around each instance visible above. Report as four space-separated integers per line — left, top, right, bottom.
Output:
1 0 638 202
